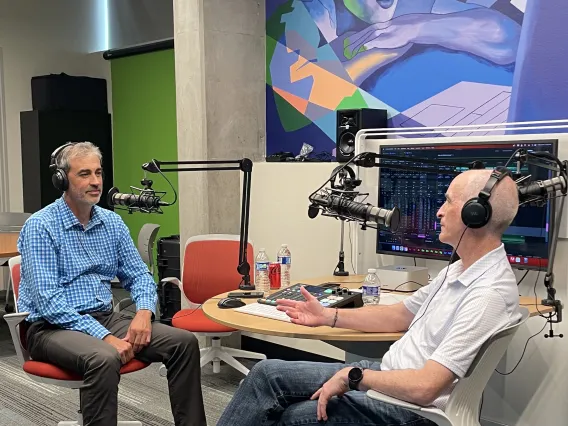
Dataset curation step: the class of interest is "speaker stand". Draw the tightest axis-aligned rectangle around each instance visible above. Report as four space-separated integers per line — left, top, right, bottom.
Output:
334 220 349 276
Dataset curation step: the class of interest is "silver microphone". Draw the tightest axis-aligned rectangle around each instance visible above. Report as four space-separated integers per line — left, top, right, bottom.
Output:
518 176 567 202
107 187 169 212
309 193 400 231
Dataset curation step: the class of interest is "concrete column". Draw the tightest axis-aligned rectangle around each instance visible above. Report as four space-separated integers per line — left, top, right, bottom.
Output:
173 0 265 317
173 0 209 249
203 0 266 234
173 0 264 240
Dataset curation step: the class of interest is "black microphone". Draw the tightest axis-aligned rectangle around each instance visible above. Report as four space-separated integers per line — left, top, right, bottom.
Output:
518 176 567 202
310 193 400 231
107 187 169 211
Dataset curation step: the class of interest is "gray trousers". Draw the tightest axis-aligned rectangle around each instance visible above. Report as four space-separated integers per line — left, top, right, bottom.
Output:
26 310 206 426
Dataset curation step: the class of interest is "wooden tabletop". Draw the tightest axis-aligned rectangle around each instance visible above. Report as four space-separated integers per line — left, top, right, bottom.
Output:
202 275 554 342
0 232 19 258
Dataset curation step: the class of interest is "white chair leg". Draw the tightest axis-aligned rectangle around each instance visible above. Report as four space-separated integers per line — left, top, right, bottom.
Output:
223 347 267 360
199 347 217 368
216 351 250 376
200 348 209 356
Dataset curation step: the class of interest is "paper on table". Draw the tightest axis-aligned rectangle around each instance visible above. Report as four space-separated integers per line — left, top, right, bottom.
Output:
379 293 410 306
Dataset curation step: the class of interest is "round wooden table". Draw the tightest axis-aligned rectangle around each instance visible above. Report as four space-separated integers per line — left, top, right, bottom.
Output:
203 274 554 362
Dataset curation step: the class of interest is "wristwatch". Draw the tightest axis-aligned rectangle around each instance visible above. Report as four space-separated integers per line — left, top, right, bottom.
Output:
348 367 364 390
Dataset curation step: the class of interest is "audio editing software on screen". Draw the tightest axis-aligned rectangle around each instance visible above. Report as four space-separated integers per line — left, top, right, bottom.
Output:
377 141 557 270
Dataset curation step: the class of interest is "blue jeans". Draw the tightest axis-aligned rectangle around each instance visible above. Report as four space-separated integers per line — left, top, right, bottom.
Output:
217 359 436 426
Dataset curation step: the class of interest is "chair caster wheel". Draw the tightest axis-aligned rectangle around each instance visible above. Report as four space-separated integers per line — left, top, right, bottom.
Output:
5 303 14 313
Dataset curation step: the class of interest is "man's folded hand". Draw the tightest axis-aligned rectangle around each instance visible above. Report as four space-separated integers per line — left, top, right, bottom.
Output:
124 309 153 353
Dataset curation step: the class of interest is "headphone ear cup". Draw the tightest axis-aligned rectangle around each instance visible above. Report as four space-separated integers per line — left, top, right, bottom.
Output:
461 198 491 229
52 169 69 192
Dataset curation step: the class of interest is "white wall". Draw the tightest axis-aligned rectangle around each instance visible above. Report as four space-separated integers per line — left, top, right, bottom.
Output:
0 0 111 213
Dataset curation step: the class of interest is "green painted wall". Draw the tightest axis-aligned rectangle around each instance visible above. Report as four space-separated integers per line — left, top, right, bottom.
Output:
110 49 179 273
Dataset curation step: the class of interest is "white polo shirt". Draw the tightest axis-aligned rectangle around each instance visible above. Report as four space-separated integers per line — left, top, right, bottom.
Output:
380 244 521 410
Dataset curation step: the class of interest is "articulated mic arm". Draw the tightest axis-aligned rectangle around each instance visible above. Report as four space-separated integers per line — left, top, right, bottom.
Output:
142 159 255 291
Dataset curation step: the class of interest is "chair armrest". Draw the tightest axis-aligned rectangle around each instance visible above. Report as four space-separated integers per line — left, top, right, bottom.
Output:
114 297 135 313
3 312 31 365
159 277 200 310
366 390 424 411
161 277 181 288
366 390 450 426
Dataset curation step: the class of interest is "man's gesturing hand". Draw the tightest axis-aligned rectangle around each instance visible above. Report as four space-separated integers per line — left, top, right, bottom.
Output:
310 367 350 421
276 286 334 327
124 309 153 353
103 335 134 364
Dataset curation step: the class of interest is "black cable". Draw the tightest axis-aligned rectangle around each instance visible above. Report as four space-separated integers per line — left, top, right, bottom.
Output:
496 269 556 376
413 257 417 267
152 159 178 206
517 270 529 286
406 227 468 332
381 281 425 294
494 319 548 375
348 222 356 274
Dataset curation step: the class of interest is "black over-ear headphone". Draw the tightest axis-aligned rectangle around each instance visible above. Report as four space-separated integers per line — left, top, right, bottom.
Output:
461 166 511 229
49 142 76 192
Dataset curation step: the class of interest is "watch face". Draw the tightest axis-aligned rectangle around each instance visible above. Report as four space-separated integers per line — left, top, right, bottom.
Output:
349 367 363 382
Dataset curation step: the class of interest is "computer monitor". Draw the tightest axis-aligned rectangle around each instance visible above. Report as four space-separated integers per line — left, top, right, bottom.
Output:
377 140 558 270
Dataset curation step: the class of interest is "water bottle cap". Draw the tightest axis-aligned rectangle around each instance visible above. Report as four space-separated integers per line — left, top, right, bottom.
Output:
259 248 266 252
281 244 288 247
368 268 377 273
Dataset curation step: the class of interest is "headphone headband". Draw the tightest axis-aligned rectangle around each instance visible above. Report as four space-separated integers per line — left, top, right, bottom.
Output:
49 142 75 171
477 166 511 200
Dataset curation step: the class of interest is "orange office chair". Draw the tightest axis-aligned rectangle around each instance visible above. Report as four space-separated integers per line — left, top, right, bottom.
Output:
4 255 150 426
161 234 266 376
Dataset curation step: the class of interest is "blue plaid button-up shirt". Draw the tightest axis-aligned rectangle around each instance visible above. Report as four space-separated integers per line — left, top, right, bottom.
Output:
17 196 157 339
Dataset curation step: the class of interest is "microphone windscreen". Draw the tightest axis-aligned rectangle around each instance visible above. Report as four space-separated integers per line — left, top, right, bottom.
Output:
308 204 319 219
107 187 119 206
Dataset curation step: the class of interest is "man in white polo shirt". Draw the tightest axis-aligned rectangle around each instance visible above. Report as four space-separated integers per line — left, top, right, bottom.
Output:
218 168 521 426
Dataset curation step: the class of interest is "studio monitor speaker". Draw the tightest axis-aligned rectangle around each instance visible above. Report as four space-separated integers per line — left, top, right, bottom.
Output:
336 108 387 162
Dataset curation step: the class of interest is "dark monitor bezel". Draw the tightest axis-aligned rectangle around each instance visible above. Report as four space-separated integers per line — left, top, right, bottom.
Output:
376 139 559 271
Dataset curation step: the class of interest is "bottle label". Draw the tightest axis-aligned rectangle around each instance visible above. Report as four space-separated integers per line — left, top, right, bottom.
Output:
362 285 379 297
256 261 269 271
278 256 291 265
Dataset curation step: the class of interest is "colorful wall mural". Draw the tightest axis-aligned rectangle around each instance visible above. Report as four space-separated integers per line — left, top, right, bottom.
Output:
266 0 568 157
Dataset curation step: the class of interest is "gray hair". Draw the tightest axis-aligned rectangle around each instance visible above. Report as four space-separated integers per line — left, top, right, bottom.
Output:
55 142 102 173
457 169 519 235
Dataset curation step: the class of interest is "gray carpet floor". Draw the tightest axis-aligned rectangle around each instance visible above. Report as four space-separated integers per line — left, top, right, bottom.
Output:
0 300 253 426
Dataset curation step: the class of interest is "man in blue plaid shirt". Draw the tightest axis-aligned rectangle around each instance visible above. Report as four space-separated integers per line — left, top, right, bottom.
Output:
18 142 206 426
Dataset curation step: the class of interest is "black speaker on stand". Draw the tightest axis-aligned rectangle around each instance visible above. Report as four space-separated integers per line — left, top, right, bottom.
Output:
336 108 387 163
20 74 113 213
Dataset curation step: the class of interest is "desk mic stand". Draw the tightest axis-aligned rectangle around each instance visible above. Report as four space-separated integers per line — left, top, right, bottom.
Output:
334 219 349 276
542 163 566 338
142 158 255 291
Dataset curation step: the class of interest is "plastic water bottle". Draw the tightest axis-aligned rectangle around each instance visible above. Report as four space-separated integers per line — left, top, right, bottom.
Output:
277 244 292 288
255 248 270 293
362 268 381 305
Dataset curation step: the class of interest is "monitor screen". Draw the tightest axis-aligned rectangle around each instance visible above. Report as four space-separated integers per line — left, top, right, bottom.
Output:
377 140 558 270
